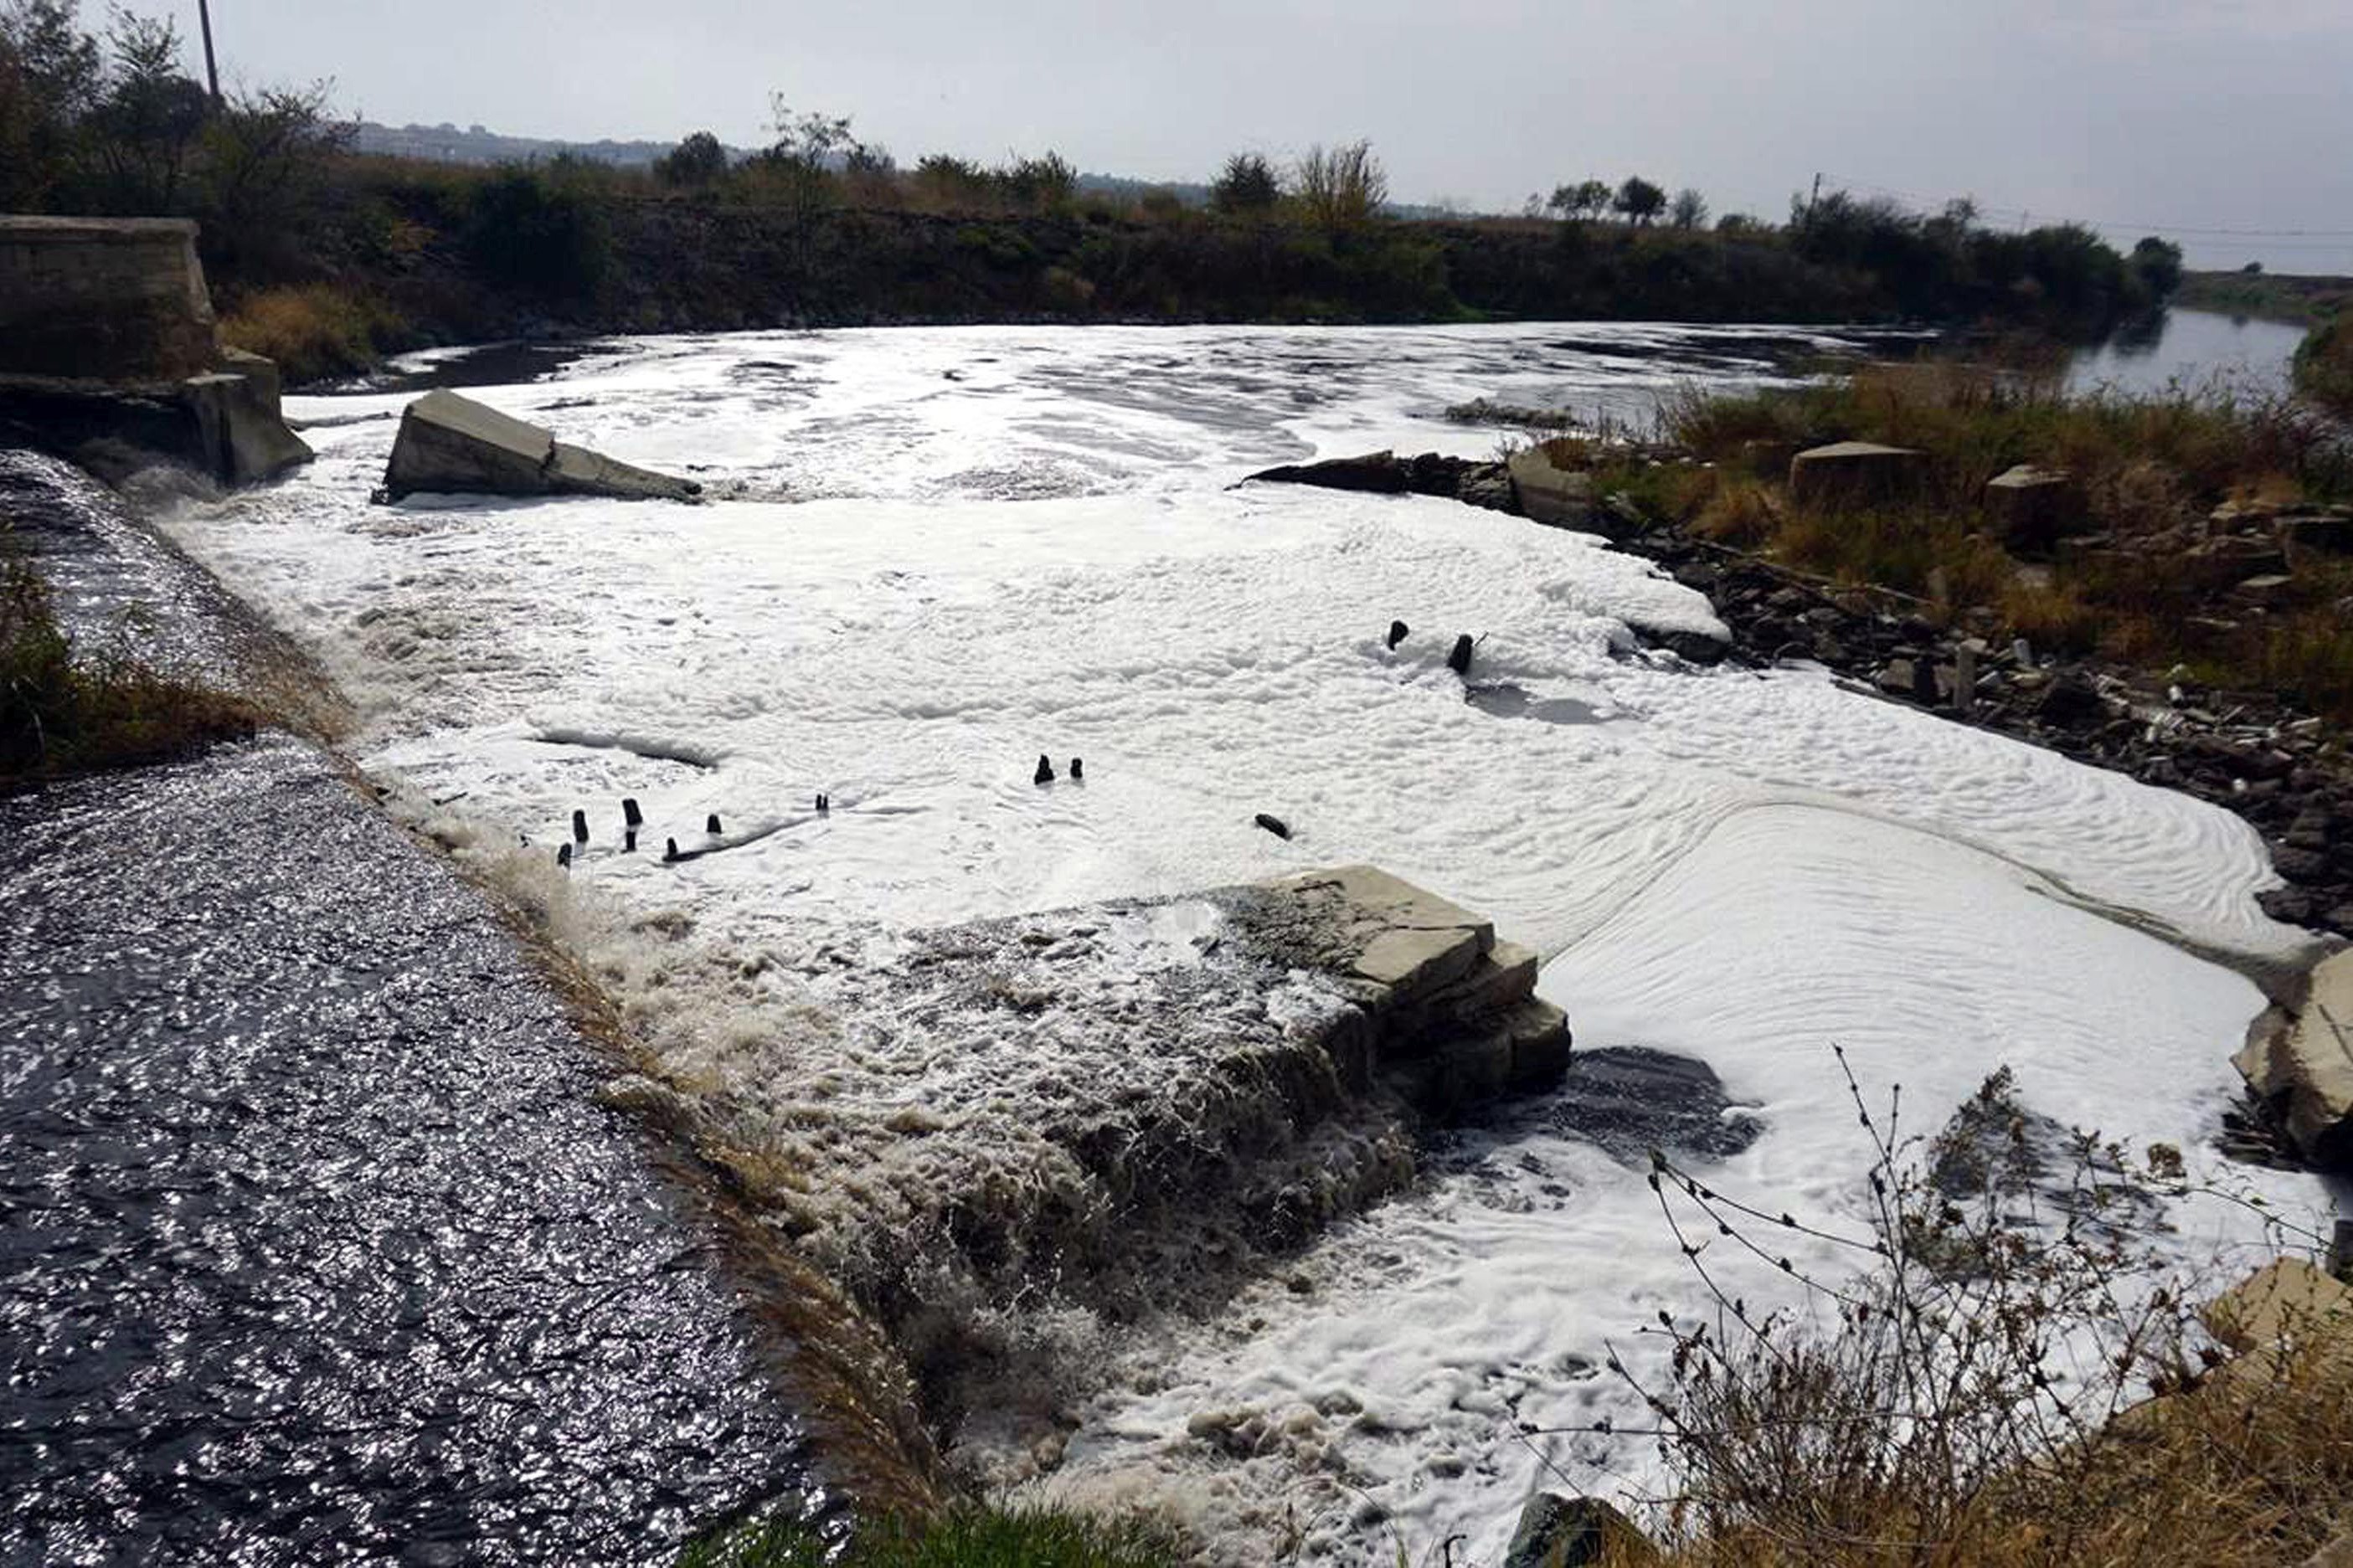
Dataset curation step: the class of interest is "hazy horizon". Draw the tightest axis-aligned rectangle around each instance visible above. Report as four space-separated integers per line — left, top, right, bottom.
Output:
126 0 2353 273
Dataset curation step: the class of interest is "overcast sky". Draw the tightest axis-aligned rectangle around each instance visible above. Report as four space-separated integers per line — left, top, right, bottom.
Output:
144 0 2353 271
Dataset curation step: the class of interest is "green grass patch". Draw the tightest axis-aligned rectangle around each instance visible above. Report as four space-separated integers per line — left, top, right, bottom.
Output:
1 556 260 789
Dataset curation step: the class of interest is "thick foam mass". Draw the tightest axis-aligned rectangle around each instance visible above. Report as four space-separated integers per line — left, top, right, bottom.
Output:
162 322 2319 1564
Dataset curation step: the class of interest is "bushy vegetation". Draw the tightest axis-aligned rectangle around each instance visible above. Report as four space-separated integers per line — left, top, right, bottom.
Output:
1 0 2188 376
0 552 257 788
679 1506 1182 1568
2295 315 2353 417
1614 362 2353 714
219 282 402 383
1572 1056 2353 1567
0 0 351 275
2178 269 2352 326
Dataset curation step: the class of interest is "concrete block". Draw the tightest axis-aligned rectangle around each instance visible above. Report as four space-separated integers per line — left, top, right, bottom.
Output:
183 369 312 484
384 389 699 501
0 215 216 381
1504 998 1573 1086
1789 440 1925 511
1983 464 2083 557
1507 442 1599 528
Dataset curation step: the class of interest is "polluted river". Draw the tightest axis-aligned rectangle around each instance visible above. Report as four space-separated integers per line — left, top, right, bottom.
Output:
4 321 2331 1565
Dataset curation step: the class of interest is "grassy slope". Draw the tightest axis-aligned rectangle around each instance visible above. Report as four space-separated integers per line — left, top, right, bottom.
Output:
2179 269 2353 325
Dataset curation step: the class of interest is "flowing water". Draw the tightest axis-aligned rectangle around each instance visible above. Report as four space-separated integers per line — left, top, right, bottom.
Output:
1 460 812 1566
49 318 2337 1563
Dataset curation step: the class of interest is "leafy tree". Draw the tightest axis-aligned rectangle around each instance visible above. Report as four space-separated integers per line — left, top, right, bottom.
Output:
198 80 353 277
749 100 862 224
1669 187 1708 229
83 8 208 211
654 129 727 188
1292 140 1387 229
997 151 1074 211
1545 178 1610 221
1613 175 1666 226
0 0 96 203
1211 151 1279 215
2129 235 2184 298
464 162 609 300
912 152 990 208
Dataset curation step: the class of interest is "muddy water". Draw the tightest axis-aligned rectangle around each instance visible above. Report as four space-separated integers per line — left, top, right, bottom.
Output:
1 456 813 1565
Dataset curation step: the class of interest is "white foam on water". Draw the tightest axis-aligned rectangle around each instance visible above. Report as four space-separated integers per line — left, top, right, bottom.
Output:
162 321 2326 1563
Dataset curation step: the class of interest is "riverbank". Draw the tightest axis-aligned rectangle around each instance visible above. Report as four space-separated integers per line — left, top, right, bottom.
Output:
210 162 2186 384
2179 269 2353 326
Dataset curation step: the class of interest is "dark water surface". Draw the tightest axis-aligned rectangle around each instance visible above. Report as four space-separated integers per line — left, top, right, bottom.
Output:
3 450 810 1564
0 738 810 1565
2067 306 2309 398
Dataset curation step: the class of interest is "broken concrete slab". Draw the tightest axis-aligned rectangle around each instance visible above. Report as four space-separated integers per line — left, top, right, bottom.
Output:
183 367 312 485
383 388 700 502
1277 863 1496 996
1501 996 1573 1087
1420 939 1540 1023
1788 440 1926 511
2206 1257 2353 1355
2234 948 2353 1169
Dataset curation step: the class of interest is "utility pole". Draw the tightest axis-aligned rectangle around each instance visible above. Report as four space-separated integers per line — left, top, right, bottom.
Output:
1807 172 1822 228
197 0 222 108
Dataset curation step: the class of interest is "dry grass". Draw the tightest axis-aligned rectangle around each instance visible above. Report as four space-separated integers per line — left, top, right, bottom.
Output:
1578 1058 2353 1568
2299 316 2353 418
0 555 260 789
219 283 406 385
1633 1324 2353 1568
1636 364 2353 713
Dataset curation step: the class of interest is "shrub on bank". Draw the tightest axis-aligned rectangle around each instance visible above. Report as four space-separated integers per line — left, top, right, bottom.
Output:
219 283 406 385
2296 316 2353 417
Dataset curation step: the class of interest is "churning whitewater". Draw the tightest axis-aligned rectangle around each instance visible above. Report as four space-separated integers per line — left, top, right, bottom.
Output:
161 322 2320 1563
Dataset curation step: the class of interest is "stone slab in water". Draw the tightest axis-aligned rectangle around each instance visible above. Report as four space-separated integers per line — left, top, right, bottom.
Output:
383 388 700 501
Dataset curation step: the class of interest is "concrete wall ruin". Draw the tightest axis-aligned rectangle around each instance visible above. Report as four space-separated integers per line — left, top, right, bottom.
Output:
0 216 219 383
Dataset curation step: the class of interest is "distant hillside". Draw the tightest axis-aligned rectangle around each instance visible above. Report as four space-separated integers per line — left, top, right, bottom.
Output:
2178 270 2351 326
349 122 1472 214
353 121 698 167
